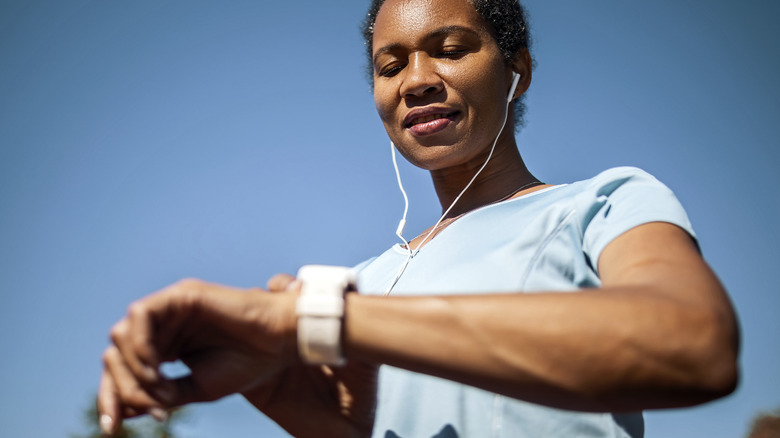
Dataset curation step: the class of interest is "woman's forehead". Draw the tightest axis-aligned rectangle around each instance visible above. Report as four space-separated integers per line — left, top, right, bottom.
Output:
373 0 487 48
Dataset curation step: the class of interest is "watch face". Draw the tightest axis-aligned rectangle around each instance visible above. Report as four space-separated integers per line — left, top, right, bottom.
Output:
297 265 357 291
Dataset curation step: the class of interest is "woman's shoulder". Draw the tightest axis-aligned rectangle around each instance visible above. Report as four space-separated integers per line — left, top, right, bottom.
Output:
493 167 664 215
553 166 671 201
573 166 660 189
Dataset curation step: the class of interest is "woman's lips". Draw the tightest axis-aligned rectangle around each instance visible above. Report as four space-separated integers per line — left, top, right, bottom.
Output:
405 111 459 136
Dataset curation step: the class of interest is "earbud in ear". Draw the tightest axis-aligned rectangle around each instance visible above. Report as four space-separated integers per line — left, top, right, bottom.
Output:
507 72 521 102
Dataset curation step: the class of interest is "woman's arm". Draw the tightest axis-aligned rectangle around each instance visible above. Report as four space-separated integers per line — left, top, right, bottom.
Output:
99 222 738 435
343 222 739 411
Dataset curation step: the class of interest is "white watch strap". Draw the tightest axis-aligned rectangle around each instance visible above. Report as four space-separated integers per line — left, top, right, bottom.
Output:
295 265 356 366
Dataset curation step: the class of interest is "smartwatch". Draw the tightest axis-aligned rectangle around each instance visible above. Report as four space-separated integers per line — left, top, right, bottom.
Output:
295 265 357 366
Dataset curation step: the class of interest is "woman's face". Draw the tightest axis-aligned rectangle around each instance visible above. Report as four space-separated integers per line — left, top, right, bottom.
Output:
372 0 516 171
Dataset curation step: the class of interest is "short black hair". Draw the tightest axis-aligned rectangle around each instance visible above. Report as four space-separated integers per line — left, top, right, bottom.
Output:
361 0 534 130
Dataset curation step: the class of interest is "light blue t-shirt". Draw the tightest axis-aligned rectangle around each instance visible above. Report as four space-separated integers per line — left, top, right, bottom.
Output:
355 167 695 438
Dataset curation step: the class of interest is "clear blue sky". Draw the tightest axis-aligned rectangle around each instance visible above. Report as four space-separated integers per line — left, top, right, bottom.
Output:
1 0 778 436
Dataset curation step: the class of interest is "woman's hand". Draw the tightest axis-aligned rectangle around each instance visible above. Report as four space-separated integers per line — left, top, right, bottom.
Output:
98 274 377 438
98 278 299 435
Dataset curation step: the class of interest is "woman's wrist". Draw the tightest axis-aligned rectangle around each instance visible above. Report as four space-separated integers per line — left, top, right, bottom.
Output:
294 265 357 366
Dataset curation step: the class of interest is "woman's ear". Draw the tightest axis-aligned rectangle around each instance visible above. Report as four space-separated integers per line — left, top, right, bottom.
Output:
508 49 532 101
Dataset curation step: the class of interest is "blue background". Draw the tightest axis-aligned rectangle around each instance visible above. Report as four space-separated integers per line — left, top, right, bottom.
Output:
1 0 778 436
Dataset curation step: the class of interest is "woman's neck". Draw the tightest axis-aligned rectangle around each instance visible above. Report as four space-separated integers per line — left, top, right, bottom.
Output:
430 143 540 218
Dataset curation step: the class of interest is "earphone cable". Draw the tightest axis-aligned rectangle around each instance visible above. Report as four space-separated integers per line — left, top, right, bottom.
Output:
385 73 518 295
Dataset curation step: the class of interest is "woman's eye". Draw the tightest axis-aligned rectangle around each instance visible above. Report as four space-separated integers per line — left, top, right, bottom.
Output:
438 47 468 58
379 64 404 77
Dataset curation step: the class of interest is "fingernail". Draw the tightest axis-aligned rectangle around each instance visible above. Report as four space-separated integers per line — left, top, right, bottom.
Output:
100 414 113 435
143 365 159 383
149 407 169 422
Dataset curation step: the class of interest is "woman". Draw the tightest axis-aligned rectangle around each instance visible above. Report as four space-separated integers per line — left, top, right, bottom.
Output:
99 0 739 436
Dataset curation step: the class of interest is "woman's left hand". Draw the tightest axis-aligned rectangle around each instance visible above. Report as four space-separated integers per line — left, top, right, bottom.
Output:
240 274 378 438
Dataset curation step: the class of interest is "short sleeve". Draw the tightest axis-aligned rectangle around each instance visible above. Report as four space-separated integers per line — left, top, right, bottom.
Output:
580 167 696 274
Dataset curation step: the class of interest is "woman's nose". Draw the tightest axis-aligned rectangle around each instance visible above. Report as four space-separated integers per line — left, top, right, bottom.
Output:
399 53 444 99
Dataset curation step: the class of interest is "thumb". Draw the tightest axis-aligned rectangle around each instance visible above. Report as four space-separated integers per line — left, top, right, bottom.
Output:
151 376 212 408
266 273 298 293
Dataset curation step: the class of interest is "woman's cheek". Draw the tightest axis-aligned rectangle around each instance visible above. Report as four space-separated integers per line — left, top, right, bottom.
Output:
375 100 403 144
374 91 395 125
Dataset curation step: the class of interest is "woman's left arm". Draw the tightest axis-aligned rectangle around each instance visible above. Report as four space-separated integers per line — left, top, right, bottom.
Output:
343 222 739 411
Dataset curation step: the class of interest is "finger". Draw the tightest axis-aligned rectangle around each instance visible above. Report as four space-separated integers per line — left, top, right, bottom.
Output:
135 282 198 366
267 273 296 292
110 317 159 384
124 283 198 379
140 373 213 409
98 366 154 436
103 345 162 409
104 346 175 422
148 406 170 422
128 289 192 378
98 370 122 435
121 405 143 419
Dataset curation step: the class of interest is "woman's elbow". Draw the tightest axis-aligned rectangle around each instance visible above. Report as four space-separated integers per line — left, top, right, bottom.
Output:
688 306 740 401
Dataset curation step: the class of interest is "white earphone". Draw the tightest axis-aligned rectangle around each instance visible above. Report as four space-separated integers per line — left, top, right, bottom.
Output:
507 72 521 102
